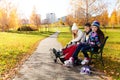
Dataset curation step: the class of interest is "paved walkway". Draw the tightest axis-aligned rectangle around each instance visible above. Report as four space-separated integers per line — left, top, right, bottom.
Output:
13 32 104 80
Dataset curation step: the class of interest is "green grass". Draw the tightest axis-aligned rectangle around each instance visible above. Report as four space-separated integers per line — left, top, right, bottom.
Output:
0 31 54 79
102 29 120 79
58 27 120 79
57 27 72 46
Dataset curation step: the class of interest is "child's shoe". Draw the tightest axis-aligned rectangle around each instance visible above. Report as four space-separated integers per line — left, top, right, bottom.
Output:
81 58 90 65
64 57 74 67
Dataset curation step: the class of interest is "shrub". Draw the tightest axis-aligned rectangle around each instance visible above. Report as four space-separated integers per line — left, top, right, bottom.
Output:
17 26 34 31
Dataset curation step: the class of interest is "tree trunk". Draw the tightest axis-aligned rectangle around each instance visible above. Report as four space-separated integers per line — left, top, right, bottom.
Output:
2 26 5 32
86 0 89 23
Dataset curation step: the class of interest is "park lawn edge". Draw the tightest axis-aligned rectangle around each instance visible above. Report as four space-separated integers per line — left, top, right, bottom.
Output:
2 39 40 80
1 32 53 80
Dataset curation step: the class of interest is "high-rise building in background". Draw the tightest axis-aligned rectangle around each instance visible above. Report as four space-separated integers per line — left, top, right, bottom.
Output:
46 13 56 23
57 16 66 22
42 13 66 24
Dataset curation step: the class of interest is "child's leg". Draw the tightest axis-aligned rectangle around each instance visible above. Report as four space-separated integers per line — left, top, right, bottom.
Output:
72 43 87 59
57 45 78 65
62 45 77 55
81 46 91 58
81 46 91 65
64 45 78 60
59 58 65 63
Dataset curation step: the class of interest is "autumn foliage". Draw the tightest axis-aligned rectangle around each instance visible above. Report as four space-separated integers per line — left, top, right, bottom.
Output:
0 0 120 31
66 0 120 27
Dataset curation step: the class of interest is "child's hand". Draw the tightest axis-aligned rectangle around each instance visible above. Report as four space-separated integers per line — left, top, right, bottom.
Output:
98 44 101 47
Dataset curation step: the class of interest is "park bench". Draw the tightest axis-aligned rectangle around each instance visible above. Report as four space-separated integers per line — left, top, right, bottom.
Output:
50 36 109 67
88 36 109 66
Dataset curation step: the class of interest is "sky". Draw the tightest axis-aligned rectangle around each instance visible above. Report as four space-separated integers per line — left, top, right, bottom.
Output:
107 0 117 17
6 0 117 19
10 0 70 19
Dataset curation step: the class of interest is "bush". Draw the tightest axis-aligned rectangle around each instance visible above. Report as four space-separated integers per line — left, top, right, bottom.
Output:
17 26 34 31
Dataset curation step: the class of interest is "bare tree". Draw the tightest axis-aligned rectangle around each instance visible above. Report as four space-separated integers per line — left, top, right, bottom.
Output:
70 0 108 23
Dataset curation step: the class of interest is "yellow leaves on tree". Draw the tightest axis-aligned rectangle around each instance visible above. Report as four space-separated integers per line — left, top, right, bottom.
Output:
9 8 19 30
0 0 19 31
0 9 8 31
30 7 41 29
65 15 75 26
109 9 117 27
99 10 109 26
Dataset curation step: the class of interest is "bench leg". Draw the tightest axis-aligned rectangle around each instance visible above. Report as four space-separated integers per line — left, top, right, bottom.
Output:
89 53 93 65
100 53 104 66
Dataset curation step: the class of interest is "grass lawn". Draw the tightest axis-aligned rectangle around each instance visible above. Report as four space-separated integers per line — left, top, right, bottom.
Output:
58 27 120 79
0 31 54 79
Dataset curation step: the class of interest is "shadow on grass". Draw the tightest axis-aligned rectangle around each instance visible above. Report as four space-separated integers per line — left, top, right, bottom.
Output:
6 31 55 37
92 56 120 79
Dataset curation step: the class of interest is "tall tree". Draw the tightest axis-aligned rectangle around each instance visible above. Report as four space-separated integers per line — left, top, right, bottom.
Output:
9 8 19 30
65 15 75 26
70 0 108 23
0 0 19 31
30 7 41 29
0 8 8 31
116 0 120 25
99 10 109 27
110 9 118 28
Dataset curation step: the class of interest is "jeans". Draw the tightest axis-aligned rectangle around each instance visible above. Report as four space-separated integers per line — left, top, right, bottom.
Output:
72 43 91 59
